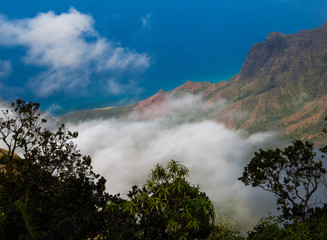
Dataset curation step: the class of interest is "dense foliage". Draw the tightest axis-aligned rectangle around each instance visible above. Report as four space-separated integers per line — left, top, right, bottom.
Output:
239 123 327 239
106 160 215 239
239 140 326 219
247 207 327 240
0 100 109 239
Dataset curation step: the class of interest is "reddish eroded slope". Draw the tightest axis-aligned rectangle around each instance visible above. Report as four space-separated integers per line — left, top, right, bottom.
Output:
60 22 327 143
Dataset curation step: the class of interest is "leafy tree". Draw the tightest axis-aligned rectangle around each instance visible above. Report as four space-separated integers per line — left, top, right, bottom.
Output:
106 160 215 240
207 225 244 240
239 140 326 220
0 99 109 239
247 216 286 240
248 208 327 240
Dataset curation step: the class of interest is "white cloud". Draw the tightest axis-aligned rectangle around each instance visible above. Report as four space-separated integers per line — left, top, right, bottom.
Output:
141 13 153 28
28 67 90 97
0 8 150 96
130 94 227 120
0 60 12 79
67 97 279 230
70 118 277 230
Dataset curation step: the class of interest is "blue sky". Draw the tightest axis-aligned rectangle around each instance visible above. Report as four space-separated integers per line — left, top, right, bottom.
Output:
0 0 326 115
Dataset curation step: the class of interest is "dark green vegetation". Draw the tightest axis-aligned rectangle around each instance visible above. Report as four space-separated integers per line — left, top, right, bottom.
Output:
105 160 216 240
60 22 327 144
1 100 327 239
238 119 327 239
239 140 326 220
0 100 109 239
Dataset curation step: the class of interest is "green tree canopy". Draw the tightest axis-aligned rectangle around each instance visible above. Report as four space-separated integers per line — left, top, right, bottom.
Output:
106 160 215 240
239 140 326 220
0 99 109 239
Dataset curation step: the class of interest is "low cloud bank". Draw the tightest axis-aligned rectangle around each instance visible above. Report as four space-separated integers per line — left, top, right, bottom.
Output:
0 96 280 229
67 95 280 230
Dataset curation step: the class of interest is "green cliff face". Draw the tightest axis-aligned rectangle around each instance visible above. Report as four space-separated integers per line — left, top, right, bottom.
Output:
209 22 327 142
60 22 327 143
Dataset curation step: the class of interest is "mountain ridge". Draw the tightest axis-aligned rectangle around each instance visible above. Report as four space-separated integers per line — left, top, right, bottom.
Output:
60 22 327 143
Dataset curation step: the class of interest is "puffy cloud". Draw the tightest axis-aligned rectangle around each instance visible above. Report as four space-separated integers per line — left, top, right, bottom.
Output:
0 8 150 96
0 60 12 79
67 96 279 230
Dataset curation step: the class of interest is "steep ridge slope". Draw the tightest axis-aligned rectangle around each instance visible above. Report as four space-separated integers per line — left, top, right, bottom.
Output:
209 22 327 141
60 22 327 142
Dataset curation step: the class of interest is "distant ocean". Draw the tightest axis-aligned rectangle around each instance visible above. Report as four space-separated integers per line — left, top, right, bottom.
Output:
0 0 326 115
